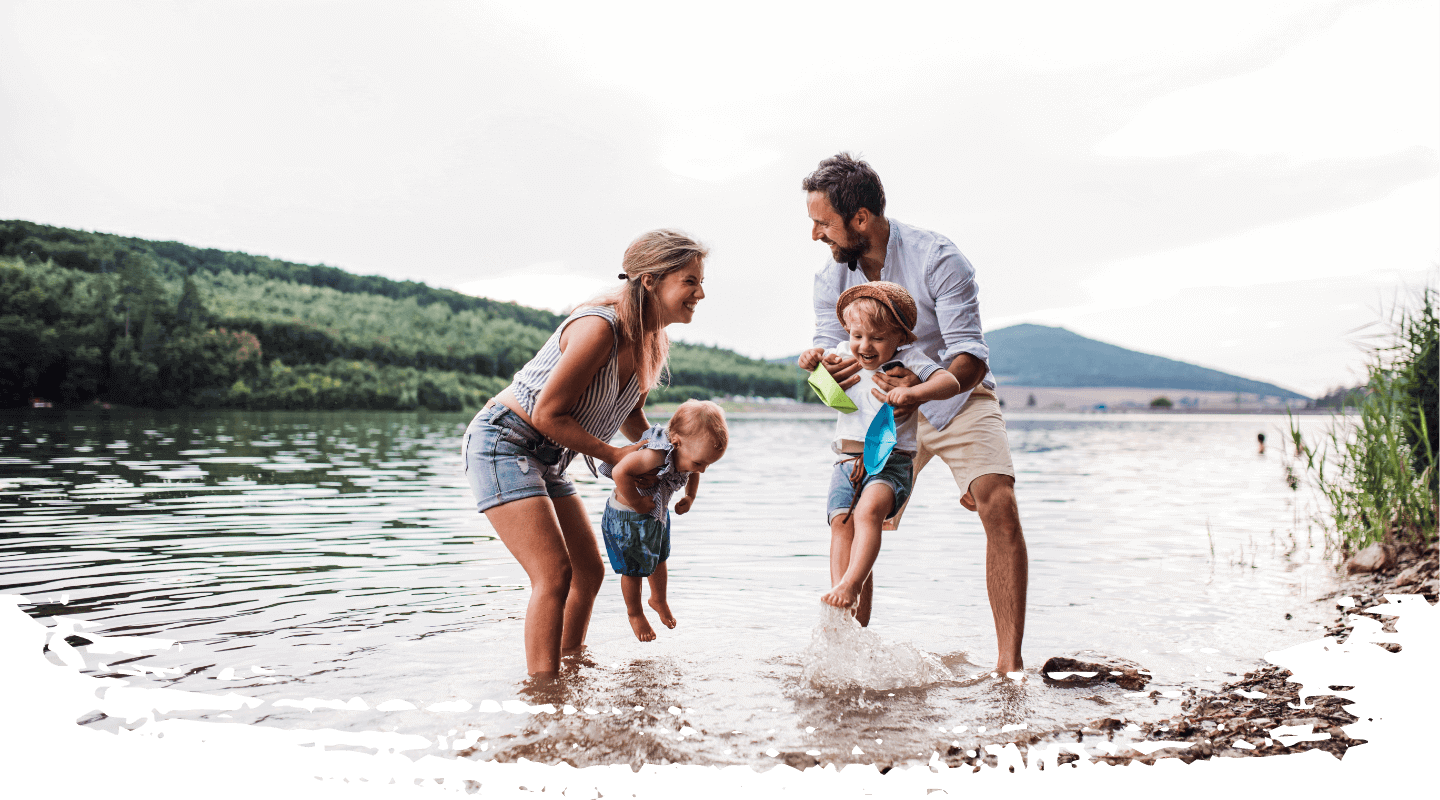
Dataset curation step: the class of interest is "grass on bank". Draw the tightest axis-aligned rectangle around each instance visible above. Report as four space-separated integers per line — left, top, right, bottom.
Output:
1287 286 1438 552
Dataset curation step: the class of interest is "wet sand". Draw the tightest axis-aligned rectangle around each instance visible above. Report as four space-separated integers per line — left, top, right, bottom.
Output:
953 541 1439 770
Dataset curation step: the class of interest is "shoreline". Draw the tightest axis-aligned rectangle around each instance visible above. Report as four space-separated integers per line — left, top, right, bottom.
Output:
949 541 1438 770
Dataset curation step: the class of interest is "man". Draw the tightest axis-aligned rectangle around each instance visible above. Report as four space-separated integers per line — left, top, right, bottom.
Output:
797 152 1027 677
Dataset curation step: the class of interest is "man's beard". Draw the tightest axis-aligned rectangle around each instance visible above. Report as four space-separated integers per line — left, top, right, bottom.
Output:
832 226 869 267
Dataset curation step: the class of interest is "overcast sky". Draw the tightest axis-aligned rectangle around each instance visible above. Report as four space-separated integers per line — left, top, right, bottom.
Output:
2 0 1435 397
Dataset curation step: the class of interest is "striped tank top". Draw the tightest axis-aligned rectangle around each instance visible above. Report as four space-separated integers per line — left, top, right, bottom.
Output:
510 305 644 473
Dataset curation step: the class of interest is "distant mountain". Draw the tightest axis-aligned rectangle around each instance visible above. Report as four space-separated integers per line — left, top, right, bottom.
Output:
773 323 1307 400
987 324 1307 399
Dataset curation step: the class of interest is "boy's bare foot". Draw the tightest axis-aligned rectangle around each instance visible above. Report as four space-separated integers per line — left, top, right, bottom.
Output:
821 583 859 610
648 598 677 629
629 612 656 642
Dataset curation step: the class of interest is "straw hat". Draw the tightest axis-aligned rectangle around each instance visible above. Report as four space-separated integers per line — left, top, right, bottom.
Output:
835 281 919 344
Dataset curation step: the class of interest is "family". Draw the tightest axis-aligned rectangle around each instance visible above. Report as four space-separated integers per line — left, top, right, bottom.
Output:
461 154 1028 680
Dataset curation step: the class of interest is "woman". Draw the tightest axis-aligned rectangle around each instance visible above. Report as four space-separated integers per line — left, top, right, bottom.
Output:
462 229 708 676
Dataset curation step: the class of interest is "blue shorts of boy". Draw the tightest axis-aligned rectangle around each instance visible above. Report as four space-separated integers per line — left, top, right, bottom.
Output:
826 452 915 524
601 500 671 578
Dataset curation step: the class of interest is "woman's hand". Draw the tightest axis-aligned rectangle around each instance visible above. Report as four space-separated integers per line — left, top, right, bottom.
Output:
608 442 661 488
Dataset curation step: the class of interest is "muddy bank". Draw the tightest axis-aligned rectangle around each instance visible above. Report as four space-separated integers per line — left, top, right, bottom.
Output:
1088 541 1440 765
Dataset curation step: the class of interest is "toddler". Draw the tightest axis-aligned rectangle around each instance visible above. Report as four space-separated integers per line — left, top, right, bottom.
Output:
799 282 961 613
599 399 728 641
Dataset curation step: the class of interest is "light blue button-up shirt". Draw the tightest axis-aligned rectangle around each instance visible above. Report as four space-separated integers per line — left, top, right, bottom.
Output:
811 217 993 432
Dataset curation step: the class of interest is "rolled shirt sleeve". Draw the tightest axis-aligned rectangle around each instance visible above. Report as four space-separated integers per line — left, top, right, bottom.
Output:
927 244 990 369
897 345 942 382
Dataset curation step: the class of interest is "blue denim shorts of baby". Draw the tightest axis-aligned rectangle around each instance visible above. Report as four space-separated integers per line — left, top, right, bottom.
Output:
600 500 671 578
826 452 915 523
463 403 577 514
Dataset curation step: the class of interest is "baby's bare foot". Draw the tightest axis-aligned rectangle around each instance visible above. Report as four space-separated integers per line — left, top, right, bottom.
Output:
629 612 656 642
648 598 677 629
821 584 858 610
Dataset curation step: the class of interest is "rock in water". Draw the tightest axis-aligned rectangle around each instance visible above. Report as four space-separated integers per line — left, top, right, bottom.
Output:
802 605 953 690
1394 563 1424 587
1042 652 1151 690
1345 543 1395 575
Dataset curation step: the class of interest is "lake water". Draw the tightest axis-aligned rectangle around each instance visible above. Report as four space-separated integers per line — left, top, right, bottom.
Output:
0 408 1342 771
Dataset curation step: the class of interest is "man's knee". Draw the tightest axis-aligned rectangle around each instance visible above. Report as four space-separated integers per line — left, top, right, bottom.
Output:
969 475 1022 536
968 473 1016 508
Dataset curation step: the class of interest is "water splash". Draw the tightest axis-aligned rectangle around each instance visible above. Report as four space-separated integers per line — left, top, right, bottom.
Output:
802 604 954 690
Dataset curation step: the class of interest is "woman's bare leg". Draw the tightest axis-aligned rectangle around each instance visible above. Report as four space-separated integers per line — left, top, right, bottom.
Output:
483 496 573 676
647 562 676 628
551 494 605 655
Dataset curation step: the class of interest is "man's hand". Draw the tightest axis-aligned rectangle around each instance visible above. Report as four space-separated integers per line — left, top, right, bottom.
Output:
801 349 863 389
873 366 921 419
674 495 693 515
822 353 863 390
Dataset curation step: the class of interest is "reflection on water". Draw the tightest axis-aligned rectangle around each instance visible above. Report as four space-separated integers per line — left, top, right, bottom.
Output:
0 408 1339 769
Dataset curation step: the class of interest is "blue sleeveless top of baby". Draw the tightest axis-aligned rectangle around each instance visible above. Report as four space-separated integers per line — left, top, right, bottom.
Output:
599 425 690 522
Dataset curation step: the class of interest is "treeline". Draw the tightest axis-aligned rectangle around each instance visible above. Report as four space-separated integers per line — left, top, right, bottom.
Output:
1 219 563 329
0 256 505 410
1 221 805 411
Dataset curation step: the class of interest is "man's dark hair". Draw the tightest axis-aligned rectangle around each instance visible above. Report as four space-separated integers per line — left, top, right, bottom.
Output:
801 152 886 221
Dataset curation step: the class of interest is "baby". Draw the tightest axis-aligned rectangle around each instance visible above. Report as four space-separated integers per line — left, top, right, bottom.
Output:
599 399 728 641
799 282 961 613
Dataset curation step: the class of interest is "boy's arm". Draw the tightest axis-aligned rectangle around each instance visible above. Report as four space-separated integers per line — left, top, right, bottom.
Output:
612 449 666 514
881 367 960 407
674 473 701 515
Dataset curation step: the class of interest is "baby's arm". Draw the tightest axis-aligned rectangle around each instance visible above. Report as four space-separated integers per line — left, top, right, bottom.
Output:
674 472 701 515
883 367 960 407
613 448 667 515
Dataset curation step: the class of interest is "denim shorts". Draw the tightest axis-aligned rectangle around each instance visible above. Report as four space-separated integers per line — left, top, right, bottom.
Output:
463 403 577 513
826 452 914 523
600 501 670 577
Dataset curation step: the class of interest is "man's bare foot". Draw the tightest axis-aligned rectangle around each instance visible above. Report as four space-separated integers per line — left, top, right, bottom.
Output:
992 661 1024 678
648 598 677 629
629 612 656 642
821 583 859 610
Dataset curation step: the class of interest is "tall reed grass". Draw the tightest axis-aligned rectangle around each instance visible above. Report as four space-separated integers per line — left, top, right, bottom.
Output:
1287 286 1437 552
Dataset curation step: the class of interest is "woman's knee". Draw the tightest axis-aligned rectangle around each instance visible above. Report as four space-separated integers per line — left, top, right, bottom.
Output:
570 561 605 598
533 562 574 601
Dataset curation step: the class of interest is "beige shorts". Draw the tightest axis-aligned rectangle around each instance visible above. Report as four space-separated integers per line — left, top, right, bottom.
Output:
885 385 1015 530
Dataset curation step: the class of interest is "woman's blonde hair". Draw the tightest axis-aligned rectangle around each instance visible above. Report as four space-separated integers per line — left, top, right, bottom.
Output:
590 229 708 390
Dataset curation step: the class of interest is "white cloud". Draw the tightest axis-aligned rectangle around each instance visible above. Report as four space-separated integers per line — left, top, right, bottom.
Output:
1081 178 1439 308
1097 1 1440 161
452 262 617 313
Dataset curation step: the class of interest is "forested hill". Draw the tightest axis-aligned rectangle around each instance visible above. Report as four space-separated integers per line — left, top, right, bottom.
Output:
987 324 1307 399
0 220 802 411
1 219 564 330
